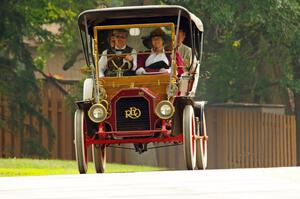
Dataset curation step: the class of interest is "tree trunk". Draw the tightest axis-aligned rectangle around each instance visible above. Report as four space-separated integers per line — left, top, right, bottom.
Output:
295 92 300 166
293 54 300 165
256 62 292 111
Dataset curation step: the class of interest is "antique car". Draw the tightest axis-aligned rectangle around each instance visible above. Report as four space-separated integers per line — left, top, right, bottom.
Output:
75 5 207 173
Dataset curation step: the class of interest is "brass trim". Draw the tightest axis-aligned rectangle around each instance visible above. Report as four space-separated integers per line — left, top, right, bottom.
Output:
155 100 175 120
94 23 174 31
88 103 107 123
125 107 141 119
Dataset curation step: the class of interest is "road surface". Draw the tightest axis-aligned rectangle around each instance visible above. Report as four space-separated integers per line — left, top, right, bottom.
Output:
1 167 300 199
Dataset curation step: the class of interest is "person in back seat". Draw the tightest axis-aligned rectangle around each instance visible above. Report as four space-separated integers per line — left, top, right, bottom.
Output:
177 28 192 67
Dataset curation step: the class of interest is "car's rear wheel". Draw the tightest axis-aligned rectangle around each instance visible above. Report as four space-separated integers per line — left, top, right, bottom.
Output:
74 109 88 174
196 110 207 170
92 144 106 173
183 105 196 170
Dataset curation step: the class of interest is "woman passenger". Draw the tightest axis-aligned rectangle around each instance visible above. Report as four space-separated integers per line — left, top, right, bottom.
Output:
136 28 184 75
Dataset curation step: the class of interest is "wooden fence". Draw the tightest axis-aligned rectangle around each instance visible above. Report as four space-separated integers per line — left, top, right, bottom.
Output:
0 81 75 160
0 81 297 169
106 107 297 169
205 108 297 169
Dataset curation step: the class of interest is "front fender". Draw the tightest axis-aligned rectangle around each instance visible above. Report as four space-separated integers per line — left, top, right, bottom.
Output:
83 78 93 100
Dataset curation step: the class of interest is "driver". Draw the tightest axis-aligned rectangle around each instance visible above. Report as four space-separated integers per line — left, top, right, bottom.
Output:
98 29 137 77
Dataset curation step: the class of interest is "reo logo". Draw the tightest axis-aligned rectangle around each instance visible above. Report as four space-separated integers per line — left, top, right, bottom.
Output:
125 107 141 119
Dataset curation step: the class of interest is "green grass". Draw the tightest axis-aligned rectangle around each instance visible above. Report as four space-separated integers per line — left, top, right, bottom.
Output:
0 158 163 177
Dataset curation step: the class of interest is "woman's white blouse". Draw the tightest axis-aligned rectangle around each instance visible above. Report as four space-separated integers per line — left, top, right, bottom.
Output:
145 49 169 67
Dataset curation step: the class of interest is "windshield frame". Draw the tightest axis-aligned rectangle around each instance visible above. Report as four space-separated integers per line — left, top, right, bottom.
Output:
93 23 176 80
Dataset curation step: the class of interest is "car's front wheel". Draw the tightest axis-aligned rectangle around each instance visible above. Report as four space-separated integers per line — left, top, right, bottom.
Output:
74 109 88 174
92 144 106 173
183 105 197 170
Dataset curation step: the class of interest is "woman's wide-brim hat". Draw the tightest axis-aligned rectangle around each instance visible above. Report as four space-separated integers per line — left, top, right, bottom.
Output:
142 28 172 49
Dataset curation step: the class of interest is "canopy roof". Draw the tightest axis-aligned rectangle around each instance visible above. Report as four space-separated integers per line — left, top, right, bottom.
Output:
78 5 203 33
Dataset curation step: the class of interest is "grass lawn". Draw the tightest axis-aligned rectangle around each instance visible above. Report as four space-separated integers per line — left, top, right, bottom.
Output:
0 158 164 177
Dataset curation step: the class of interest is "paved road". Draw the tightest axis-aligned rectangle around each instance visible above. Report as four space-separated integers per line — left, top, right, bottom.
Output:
1 167 300 199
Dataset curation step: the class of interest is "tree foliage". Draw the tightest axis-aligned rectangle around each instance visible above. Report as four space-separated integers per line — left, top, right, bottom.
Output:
165 0 300 105
164 0 300 165
0 0 121 157
0 0 55 156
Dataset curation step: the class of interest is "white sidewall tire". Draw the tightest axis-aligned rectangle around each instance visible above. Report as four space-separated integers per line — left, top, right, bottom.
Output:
183 105 196 170
92 144 106 173
83 78 93 100
74 109 88 174
196 111 207 169
196 139 207 169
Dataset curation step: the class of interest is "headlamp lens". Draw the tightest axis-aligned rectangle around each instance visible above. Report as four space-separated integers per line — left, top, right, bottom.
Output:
160 104 172 116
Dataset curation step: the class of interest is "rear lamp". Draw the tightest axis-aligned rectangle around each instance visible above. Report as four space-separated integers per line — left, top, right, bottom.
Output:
155 100 175 119
88 103 107 123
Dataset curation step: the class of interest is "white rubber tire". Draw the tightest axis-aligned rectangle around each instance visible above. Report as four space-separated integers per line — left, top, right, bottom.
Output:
183 105 197 170
74 109 88 174
196 111 208 170
92 144 106 173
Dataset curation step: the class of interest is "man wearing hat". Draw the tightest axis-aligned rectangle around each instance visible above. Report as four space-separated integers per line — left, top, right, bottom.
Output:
98 29 137 77
136 27 184 75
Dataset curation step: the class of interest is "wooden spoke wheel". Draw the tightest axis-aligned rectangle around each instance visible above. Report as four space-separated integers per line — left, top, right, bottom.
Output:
196 110 208 170
92 144 106 173
74 109 88 174
183 105 197 170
